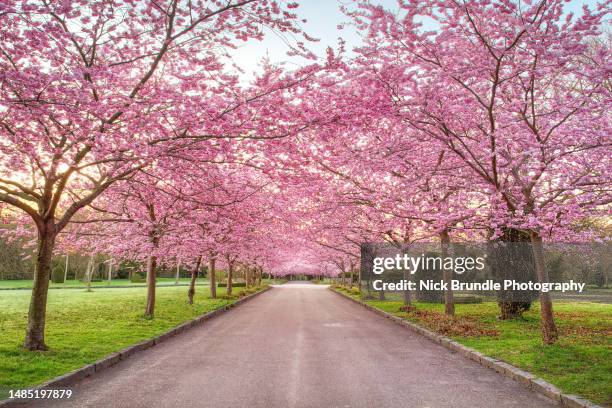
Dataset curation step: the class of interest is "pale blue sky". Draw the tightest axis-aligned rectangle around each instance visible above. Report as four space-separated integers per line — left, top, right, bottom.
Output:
230 0 594 77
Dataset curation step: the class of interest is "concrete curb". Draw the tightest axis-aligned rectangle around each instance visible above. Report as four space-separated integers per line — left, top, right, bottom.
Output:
0 286 271 407
330 288 603 408
0 283 209 291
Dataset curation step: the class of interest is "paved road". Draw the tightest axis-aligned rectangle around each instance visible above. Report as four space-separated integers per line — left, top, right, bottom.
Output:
23 283 559 408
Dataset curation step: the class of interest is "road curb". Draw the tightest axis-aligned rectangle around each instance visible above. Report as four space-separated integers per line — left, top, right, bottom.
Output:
0 283 209 291
330 288 602 408
0 286 271 407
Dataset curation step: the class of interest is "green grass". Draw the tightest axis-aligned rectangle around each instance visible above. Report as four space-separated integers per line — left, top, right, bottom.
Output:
0 277 208 289
264 278 288 285
309 278 333 284
332 286 612 406
0 284 265 398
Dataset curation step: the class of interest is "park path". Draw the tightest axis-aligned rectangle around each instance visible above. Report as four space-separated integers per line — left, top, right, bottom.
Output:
23 283 559 408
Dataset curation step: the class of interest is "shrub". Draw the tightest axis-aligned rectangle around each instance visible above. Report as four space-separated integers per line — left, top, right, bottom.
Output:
51 264 65 283
130 272 146 283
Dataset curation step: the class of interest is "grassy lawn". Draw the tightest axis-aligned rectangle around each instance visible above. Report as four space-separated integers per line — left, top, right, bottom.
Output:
263 278 288 285
309 278 333 284
0 284 266 398
0 277 209 289
332 286 612 407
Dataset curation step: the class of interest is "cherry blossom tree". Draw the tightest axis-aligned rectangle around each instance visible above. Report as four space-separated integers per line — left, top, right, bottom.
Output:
0 0 316 350
352 0 610 343
1 0 608 352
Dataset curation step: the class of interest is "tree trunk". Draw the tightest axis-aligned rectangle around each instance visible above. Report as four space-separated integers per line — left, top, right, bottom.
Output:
440 230 455 316
245 265 250 288
530 231 558 344
226 257 233 296
401 245 411 305
257 267 262 287
175 259 181 285
24 224 56 351
63 254 69 284
108 258 113 285
492 228 538 319
145 255 157 318
357 261 362 293
187 256 202 305
209 257 217 299
85 254 94 292
403 267 412 305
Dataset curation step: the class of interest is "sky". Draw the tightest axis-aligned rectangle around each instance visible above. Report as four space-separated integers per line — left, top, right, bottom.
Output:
229 0 594 78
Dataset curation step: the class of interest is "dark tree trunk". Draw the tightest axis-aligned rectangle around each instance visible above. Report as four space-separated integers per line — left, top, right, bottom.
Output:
257 267 262 286
440 230 455 316
492 228 538 319
245 265 250 288
403 267 412 305
401 245 411 305
145 255 157 318
209 256 217 299
357 261 362 293
530 231 558 344
226 257 233 296
24 222 56 351
188 256 203 305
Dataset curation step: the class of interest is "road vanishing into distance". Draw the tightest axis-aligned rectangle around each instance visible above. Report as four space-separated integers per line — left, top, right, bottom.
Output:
21 282 559 408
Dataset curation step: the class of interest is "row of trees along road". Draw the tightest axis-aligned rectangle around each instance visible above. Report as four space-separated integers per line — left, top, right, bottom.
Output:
0 0 609 350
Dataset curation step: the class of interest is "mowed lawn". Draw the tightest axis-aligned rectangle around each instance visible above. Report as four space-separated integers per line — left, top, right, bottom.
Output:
0 285 258 399
334 287 612 406
0 277 209 289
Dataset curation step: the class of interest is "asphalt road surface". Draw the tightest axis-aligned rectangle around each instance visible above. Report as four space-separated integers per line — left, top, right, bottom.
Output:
22 282 559 408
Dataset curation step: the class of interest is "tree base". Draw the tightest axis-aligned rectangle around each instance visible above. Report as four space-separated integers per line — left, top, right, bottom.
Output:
399 304 416 312
498 301 532 320
23 341 48 351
